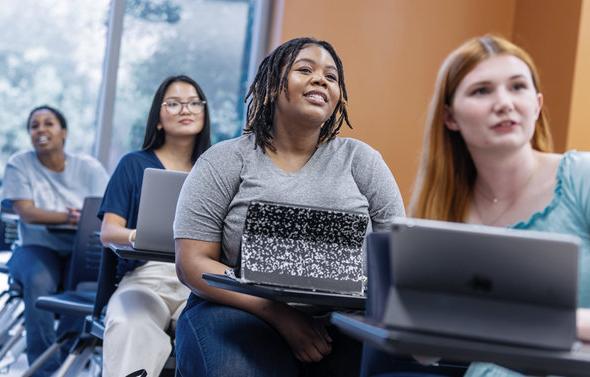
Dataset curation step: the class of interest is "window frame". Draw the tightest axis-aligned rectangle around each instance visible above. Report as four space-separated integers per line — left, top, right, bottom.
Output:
93 0 273 170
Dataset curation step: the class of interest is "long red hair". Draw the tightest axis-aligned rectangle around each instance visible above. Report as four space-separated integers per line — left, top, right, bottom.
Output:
409 35 553 221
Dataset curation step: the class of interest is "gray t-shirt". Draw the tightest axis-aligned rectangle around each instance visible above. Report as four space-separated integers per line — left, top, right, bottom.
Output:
3 150 109 253
174 134 405 267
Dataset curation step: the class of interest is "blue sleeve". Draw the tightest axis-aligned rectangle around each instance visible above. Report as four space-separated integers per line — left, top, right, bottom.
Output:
97 154 139 226
97 152 154 277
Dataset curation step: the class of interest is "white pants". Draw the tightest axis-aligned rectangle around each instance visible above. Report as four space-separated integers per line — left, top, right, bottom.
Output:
102 261 190 377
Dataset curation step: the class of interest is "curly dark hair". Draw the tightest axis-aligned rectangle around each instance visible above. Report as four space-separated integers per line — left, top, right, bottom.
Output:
244 37 351 152
26 105 67 130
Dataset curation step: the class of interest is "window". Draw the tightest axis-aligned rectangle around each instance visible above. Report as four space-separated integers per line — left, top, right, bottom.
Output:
107 0 259 169
0 0 109 178
0 0 270 181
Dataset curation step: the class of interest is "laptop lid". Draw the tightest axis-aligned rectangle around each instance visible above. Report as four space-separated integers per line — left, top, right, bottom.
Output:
239 201 369 295
133 168 188 253
384 217 580 350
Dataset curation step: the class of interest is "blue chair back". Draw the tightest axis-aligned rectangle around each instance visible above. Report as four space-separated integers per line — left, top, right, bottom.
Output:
65 197 103 291
366 232 392 321
1 199 14 214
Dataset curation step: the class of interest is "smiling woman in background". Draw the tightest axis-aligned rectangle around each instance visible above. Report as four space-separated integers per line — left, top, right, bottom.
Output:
3 105 108 376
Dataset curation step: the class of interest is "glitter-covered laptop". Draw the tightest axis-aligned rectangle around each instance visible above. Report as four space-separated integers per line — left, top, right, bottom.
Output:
237 201 370 295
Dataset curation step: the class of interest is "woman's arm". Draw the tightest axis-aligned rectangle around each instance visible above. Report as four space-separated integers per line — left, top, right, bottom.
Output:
13 199 78 225
100 212 135 246
176 238 333 362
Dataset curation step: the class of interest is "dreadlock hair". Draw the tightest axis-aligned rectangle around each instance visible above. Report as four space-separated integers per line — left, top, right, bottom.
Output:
244 37 351 152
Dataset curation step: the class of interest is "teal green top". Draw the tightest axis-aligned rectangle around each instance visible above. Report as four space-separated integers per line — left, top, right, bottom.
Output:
512 151 590 308
467 150 590 377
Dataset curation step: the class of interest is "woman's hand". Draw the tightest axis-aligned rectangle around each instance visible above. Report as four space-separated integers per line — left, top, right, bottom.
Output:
128 229 137 244
176 239 332 362
65 207 81 224
267 304 332 363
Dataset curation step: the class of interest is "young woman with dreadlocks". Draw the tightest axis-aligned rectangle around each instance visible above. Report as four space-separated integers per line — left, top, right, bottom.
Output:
174 37 405 376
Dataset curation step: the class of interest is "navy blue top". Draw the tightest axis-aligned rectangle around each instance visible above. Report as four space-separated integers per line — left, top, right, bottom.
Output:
98 150 165 276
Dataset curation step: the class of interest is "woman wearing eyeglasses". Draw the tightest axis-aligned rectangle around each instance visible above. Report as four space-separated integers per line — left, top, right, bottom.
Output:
97 75 211 377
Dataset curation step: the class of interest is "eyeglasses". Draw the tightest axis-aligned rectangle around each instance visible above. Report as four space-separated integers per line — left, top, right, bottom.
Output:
162 99 207 115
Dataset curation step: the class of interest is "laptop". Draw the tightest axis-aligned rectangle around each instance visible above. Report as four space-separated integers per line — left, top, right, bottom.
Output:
383 217 580 351
132 168 188 253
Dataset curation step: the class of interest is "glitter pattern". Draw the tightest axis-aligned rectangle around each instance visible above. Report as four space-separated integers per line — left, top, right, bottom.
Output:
240 202 369 294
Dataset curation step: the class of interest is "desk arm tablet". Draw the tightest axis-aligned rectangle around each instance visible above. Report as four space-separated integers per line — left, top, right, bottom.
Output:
331 313 590 377
203 272 365 310
107 243 175 263
46 224 78 233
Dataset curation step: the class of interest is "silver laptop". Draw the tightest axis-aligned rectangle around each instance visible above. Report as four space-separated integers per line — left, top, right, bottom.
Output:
133 168 188 253
384 217 580 350
238 201 370 295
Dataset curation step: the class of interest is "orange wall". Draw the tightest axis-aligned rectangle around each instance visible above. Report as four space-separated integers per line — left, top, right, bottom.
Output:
275 0 515 204
511 0 582 152
567 0 590 150
273 0 586 205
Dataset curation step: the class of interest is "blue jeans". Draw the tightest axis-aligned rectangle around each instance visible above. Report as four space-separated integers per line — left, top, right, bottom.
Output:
8 245 84 377
176 294 362 377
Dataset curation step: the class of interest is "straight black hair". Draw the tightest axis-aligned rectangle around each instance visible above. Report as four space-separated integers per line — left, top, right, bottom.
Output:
244 37 351 152
142 75 211 163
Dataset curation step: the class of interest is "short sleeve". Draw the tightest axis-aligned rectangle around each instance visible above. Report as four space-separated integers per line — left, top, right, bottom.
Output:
174 155 241 242
98 157 135 223
566 152 590 228
352 146 405 232
87 158 109 197
3 155 33 201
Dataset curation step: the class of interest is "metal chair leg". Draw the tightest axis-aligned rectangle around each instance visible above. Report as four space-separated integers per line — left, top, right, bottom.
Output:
0 326 25 370
54 336 99 377
0 315 24 361
0 297 23 344
21 332 78 377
